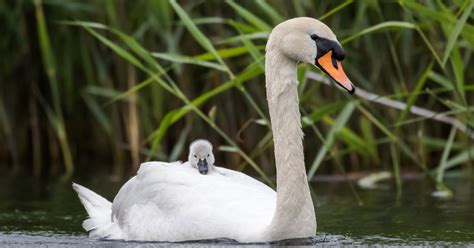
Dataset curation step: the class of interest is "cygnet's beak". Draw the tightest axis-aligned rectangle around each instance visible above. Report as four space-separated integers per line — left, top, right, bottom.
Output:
197 159 208 175
315 50 355 94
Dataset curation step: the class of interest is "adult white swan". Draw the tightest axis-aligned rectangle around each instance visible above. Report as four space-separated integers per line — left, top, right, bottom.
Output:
73 17 354 242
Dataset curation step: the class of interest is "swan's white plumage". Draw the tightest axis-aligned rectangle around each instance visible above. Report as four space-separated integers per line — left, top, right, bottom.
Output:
74 162 276 242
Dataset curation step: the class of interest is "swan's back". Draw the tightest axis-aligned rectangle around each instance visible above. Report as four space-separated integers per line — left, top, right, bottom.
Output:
111 162 276 241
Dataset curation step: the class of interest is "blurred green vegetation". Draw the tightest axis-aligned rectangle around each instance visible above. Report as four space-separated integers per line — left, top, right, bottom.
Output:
0 0 472 191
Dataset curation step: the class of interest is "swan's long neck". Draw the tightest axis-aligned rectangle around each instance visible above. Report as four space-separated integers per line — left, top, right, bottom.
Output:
264 49 316 239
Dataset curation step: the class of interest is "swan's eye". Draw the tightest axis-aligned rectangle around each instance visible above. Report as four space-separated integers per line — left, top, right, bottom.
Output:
193 154 197 158
310 34 319 41
207 154 210 158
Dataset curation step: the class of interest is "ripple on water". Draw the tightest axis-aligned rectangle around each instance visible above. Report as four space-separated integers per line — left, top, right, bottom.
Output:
0 232 353 247
2 232 473 247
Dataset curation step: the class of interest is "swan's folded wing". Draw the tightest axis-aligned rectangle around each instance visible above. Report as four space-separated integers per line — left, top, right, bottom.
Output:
111 176 138 222
111 162 173 222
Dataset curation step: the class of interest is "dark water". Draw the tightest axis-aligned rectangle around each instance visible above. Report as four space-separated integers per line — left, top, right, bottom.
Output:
0 172 473 247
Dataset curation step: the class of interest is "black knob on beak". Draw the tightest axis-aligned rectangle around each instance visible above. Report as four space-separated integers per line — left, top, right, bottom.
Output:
197 159 208 175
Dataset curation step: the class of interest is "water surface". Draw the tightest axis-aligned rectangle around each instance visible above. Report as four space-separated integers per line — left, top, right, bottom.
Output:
0 173 472 246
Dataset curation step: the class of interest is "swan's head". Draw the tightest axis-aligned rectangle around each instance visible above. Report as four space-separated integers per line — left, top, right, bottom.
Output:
188 139 215 175
267 17 354 94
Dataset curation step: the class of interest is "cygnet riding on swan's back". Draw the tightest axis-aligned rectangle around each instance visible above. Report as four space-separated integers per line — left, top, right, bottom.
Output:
73 17 354 242
186 139 215 175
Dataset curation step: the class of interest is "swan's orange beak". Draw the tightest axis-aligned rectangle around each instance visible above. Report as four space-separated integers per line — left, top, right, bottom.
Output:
316 50 355 94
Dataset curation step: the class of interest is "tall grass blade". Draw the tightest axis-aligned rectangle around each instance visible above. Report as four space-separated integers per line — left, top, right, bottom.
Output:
436 127 457 182
34 0 74 176
444 147 474 170
321 116 372 156
441 0 473 66
432 126 457 198
308 102 356 179
169 0 232 76
341 21 442 65
255 0 283 24
82 94 112 133
450 46 466 104
228 21 265 70
196 46 265 60
226 0 271 31
151 52 227 71
396 61 433 125
341 21 417 44
319 0 354 21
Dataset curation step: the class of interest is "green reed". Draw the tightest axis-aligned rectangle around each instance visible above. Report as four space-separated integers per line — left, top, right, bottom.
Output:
0 0 472 196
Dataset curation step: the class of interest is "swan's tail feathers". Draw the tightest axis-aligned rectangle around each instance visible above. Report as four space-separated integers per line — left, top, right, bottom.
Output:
72 183 120 239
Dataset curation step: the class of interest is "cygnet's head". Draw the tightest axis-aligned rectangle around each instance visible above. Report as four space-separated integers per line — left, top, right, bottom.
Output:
266 17 354 94
188 139 215 175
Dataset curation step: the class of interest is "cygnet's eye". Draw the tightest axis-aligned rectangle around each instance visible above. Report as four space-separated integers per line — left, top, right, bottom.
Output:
310 34 319 41
207 154 210 158
193 154 197 158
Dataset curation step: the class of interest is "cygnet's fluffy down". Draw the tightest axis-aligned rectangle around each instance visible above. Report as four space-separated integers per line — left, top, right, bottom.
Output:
186 139 220 175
